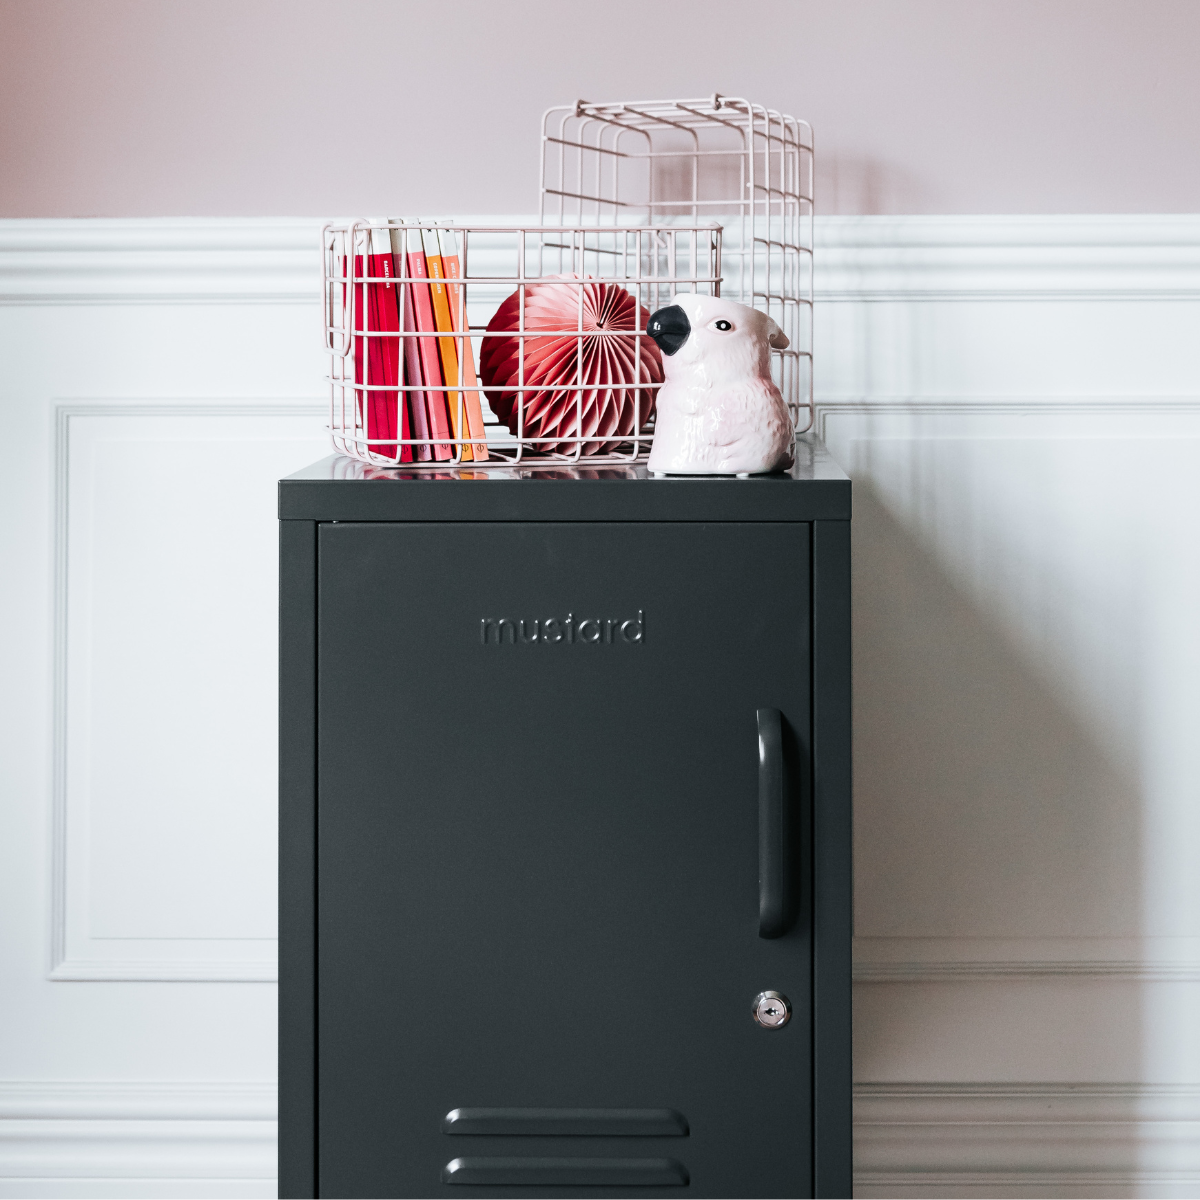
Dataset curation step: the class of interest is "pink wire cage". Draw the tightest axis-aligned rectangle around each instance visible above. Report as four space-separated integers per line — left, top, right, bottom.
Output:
322 95 812 469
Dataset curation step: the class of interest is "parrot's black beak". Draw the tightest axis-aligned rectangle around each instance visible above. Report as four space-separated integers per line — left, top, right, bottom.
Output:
647 305 690 356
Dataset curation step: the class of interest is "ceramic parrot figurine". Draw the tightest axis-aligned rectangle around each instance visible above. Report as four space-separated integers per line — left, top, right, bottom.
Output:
645 293 794 475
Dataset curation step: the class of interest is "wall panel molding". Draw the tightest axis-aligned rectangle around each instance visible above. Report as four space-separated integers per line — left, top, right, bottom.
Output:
4 214 1200 305
816 214 1200 301
831 399 1200 990
855 1083 1200 1198
815 397 1200 461
51 401 325 983
857 962 1200 983
817 393 1200 430
854 936 1200 983
0 219 321 305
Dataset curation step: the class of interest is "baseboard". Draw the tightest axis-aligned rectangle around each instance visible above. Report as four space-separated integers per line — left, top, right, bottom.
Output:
855 1082 1200 1199
5 1079 1197 1199
0 1082 275 1198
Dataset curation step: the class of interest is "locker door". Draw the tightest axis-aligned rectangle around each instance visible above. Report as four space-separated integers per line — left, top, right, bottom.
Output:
316 521 812 1198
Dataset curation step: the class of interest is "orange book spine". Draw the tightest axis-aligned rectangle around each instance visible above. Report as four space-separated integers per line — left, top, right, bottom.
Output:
438 228 489 461
422 228 470 461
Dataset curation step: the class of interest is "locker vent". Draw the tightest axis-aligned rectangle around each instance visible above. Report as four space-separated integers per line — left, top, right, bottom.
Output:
442 1156 689 1187
442 1107 689 1137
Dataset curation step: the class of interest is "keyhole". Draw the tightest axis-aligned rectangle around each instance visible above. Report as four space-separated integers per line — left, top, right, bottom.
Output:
753 990 791 1029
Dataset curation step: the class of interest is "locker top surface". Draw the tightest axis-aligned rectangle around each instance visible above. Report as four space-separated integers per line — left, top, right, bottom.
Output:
279 434 850 523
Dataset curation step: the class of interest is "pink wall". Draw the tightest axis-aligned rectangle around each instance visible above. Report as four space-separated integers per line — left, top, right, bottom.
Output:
2 0 1198 218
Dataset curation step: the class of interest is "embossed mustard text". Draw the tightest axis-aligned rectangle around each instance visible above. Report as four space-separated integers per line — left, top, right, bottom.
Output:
480 611 645 645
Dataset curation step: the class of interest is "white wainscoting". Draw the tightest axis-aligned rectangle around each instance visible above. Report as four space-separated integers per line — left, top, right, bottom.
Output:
2 215 1200 1197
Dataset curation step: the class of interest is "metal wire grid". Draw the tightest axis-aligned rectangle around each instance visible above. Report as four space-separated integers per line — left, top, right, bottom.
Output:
540 95 815 434
322 220 722 468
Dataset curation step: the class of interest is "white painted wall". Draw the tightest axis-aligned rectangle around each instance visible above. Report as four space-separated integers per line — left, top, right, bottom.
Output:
3 215 1200 1196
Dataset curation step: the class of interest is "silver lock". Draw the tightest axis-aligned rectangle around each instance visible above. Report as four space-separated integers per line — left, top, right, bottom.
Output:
752 990 792 1029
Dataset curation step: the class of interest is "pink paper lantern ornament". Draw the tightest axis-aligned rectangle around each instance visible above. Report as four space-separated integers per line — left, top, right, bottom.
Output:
478 275 664 455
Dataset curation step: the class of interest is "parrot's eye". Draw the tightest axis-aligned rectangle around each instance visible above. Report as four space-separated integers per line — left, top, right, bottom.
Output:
712 319 733 332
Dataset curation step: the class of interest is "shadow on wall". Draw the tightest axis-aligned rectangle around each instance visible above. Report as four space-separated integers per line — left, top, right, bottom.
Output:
816 155 935 215
852 479 1142 940
645 141 934 218
851 477 1143 1080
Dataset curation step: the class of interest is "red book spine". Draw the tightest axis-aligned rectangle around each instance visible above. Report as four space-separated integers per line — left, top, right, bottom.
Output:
365 257 394 458
363 224 412 462
372 230 411 463
405 227 453 460
355 245 395 460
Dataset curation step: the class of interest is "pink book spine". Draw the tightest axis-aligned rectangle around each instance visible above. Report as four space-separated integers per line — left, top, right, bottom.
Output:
352 253 366 439
390 223 429 461
405 227 453 460
379 247 413 462
400 271 433 461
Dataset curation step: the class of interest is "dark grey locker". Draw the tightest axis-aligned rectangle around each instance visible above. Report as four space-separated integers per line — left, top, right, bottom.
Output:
279 449 852 1200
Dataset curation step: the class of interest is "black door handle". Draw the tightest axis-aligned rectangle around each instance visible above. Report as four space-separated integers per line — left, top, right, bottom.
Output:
757 707 792 938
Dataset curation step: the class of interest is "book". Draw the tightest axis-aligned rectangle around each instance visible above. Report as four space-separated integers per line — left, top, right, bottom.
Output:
350 247 366 449
422 227 471 461
355 230 383 457
365 221 411 462
405 226 453 460
389 221 432 461
437 227 490 461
